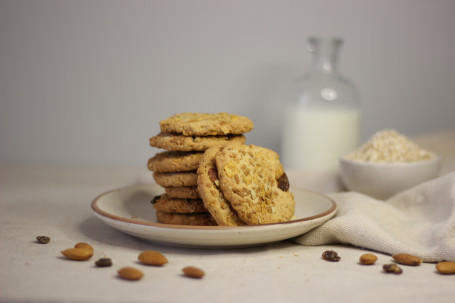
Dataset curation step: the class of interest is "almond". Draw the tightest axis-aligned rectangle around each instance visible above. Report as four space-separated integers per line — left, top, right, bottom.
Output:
61 242 94 261
61 247 93 261
182 266 205 278
359 253 378 265
74 242 94 254
118 267 144 280
138 250 168 266
392 253 422 266
436 261 455 275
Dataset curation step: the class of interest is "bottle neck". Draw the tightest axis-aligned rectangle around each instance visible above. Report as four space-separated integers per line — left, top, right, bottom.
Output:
308 37 342 74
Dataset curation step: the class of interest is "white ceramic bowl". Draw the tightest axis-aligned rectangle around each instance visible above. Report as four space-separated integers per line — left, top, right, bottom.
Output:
339 156 441 200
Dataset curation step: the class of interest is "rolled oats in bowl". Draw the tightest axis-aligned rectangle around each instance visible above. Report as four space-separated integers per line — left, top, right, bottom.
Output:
344 129 436 163
340 129 441 199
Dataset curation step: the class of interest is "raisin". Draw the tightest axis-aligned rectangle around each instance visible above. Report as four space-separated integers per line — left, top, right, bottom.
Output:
151 195 161 204
383 263 403 274
208 167 219 183
277 173 290 191
322 250 341 262
95 258 113 267
36 236 50 244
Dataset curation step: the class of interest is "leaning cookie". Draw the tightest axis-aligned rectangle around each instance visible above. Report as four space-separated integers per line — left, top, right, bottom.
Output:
152 194 207 213
197 146 246 226
156 211 217 226
159 112 254 136
149 132 247 152
216 144 295 225
147 151 203 173
153 171 198 187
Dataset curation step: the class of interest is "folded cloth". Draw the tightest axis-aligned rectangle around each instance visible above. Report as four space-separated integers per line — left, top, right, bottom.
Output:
293 171 455 262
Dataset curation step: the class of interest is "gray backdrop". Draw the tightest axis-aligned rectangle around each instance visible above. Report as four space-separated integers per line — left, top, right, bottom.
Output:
1 0 454 167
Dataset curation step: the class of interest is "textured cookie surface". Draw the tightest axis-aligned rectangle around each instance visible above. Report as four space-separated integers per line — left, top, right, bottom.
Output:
153 171 198 187
156 211 217 226
216 144 295 224
197 146 245 226
165 186 200 199
160 112 254 136
148 151 203 173
152 194 207 213
150 133 247 151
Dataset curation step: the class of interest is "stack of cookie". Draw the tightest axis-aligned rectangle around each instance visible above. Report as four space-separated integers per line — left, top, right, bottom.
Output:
148 113 254 226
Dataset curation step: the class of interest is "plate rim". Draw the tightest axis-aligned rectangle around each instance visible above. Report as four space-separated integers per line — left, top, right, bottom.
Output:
90 183 337 231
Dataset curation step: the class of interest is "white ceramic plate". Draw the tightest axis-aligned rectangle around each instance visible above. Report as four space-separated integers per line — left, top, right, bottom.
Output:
91 183 337 248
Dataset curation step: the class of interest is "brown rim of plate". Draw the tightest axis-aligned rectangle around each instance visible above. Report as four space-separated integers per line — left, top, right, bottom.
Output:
90 184 337 231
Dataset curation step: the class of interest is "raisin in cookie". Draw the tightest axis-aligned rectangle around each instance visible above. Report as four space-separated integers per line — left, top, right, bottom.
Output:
216 144 295 224
150 132 247 152
197 146 245 226
148 151 203 173
159 112 254 136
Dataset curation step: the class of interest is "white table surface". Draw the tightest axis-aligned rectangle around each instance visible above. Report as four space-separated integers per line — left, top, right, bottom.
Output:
1 131 455 303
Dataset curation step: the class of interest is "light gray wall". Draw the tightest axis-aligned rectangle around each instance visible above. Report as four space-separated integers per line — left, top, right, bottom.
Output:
1 0 455 166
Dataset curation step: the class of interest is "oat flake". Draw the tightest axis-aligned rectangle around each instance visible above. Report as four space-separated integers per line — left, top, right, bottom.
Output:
345 129 436 163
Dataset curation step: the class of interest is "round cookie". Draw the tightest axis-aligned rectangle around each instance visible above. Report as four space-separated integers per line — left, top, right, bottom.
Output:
165 186 200 199
149 132 247 152
148 151 203 173
197 146 245 226
153 171 198 187
156 211 217 226
159 112 254 136
152 194 207 213
215 144 295 225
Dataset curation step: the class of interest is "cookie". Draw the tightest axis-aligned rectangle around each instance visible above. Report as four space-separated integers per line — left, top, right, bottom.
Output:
153 171 198 187
152 194 207 213
150 132 247 152
159 112 254 136
148 151 203 173
165 186 200 199
197 146 245 226
156 211 217 226
215 144 295 224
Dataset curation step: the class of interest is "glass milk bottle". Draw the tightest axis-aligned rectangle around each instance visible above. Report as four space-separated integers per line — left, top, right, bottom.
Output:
281 37 360 172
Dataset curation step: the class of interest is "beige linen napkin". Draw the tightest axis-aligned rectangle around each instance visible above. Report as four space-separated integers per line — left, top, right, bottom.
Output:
293 171 455 262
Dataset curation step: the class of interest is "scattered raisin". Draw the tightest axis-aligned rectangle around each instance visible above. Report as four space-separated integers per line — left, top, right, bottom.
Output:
36 236 50 244
322 250 341 262
95 258 113 267
383 263 403 274
277 173 290 191
151 195 161 204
